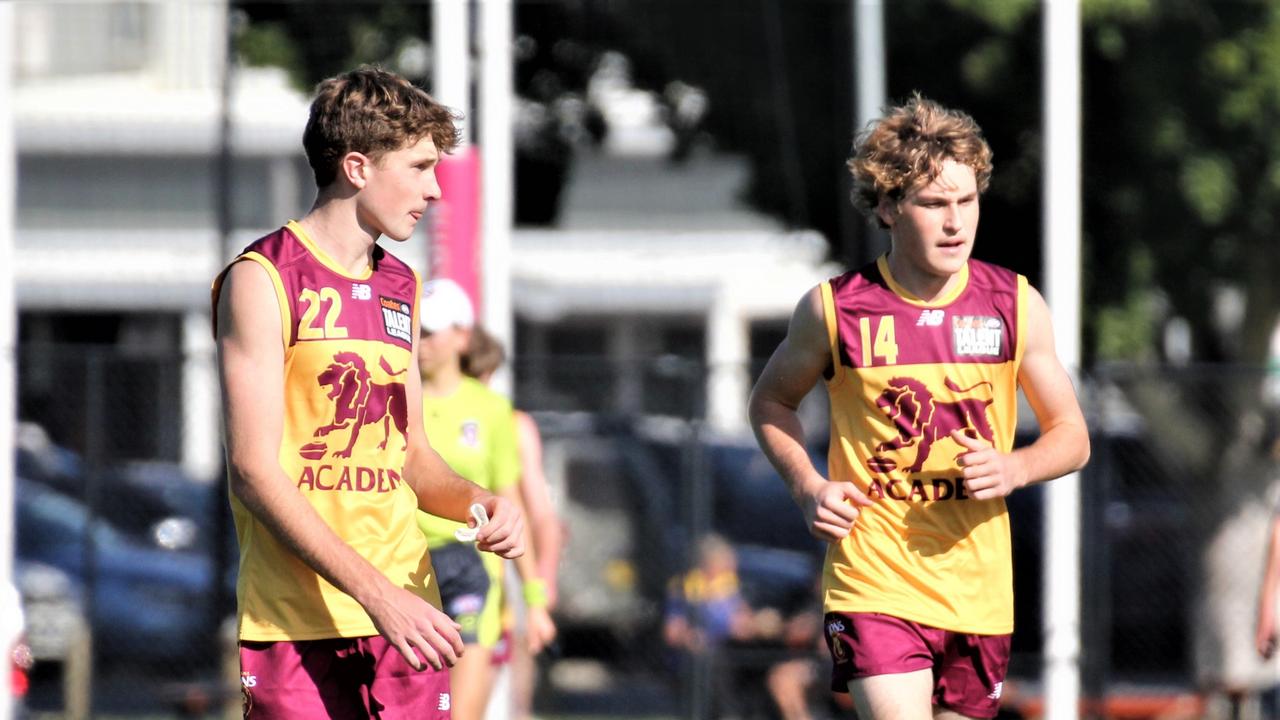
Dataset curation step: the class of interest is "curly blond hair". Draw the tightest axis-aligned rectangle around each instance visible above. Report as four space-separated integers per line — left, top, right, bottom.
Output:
848 93 993 228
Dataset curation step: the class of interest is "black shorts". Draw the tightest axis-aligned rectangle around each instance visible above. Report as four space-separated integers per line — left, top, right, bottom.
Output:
430 543 491 645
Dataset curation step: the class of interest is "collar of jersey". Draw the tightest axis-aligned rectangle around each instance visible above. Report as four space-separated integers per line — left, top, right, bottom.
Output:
286 220 375 281
876 254 969 308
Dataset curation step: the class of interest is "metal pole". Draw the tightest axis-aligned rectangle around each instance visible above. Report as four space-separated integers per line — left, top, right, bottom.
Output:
433 0 471 146
479 0 514 397
853 0 889 264
1041 1 1083 719
0 4 17 716
854 0 885 134
211 1 237 668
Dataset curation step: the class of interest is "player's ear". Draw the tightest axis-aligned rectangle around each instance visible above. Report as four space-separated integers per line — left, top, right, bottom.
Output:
340 152 372 189
876 197 896 228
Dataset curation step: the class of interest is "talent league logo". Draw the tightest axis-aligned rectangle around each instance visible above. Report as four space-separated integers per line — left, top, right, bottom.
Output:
866 376 995 474
299 352 409 460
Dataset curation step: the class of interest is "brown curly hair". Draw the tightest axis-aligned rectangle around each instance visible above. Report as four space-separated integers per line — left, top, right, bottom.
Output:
303 65 463 188
848 93 993 228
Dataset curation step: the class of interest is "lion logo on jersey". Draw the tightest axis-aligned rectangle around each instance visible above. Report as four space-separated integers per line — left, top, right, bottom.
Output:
299 353 408 460
868 377 995 473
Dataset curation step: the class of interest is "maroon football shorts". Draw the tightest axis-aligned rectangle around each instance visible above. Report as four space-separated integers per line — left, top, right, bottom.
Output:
239 635 452 719
823 611 1012 719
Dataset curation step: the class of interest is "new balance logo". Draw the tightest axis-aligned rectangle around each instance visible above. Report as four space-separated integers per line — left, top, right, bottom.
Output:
352 283 372 300
988 681 1003 700
917 309 945 327
438 693 451 711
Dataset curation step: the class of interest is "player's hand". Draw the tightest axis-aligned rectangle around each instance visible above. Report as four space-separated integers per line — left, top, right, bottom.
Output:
362 581 464 671
525 605 558 654
952 430 1027 500
801 480 872 543
476 494 525 558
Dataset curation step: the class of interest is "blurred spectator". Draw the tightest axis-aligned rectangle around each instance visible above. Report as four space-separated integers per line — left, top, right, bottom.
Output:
463 326 566 720
663 533 757 719
761 581 835 720
417 278 555 720
1199 415 1280 720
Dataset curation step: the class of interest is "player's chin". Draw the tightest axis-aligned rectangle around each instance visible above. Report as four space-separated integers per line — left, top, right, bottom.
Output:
383 226 414 242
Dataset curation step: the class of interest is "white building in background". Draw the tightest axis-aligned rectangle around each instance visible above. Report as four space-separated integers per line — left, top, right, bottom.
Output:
10 0 838 479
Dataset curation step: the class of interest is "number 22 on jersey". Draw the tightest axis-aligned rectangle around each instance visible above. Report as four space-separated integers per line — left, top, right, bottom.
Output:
298 287 349 340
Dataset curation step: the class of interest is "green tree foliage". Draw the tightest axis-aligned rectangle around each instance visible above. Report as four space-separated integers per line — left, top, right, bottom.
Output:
233 0 1280 366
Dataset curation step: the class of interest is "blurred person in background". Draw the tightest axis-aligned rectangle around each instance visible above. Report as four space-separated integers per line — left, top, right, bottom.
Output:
748 93 1089 720
1248 426 1280 720
663 532 761 719
416 279 557 720
463 325 565 720
213 66 525 719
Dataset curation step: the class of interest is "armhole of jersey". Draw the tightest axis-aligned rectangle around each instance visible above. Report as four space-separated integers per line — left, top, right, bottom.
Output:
411 268 423 356
411 268 424 333
1014 274 1029 368
819 281 845 387
239 252 292 350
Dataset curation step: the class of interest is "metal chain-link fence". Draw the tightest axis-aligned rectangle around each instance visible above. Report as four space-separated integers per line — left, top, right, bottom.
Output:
14 344 1280 718
12 2 1280 719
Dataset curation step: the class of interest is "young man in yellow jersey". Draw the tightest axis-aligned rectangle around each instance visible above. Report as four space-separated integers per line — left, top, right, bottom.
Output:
213 66 525 719
748 94 1090 720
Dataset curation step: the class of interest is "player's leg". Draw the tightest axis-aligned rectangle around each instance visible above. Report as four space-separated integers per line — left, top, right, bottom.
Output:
823 612 941 720
450 642 496 720
848 668 935 720
431 543 495 720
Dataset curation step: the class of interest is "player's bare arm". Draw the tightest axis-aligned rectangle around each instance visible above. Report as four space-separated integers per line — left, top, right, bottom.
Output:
515 411 564 607
954 286 1090 500
401 334 526 559
498 482 557 653
217 260 462 671
749 286 872 543
1257 516 1280 658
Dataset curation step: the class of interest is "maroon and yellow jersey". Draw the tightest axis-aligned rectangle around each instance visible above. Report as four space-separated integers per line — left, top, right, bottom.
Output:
820 255 1027 635
212 221 437 641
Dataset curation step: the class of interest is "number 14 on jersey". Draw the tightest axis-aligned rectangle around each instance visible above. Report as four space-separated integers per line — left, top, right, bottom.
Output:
859 315 899 366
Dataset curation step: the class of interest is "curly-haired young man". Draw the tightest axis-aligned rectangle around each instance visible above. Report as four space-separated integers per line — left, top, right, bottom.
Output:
749 94 1089 720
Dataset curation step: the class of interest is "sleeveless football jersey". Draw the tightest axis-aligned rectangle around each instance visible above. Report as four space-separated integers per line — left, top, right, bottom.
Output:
820 255 1027 635
212 221 438 641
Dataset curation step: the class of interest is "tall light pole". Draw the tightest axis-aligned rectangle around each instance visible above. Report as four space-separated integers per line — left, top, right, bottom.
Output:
0 4 18 719
853 0 889 264
479 0 513 396
1041 1 1083 719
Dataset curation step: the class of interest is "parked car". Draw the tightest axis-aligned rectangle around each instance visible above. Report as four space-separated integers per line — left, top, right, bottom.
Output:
16 421 221 553
15 478 231 667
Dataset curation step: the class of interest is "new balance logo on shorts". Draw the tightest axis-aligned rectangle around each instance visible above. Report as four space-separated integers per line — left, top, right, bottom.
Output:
988 681 1003 700
438 693 451 711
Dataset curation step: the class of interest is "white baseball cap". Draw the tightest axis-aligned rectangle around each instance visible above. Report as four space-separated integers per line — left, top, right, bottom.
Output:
420 278 475 333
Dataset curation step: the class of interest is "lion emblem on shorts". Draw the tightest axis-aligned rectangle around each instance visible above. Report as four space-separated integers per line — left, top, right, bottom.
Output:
868 376 994 473
299 352 408 460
